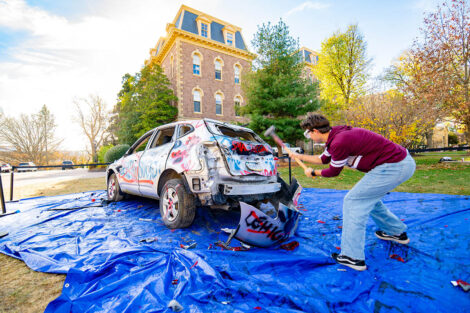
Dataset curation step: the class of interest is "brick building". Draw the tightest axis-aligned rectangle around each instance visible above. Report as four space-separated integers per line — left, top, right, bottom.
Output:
146 5 256 123
298 47 319 82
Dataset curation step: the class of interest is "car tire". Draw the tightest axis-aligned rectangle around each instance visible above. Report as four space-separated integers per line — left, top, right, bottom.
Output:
159 178 196 229
107 173 124 202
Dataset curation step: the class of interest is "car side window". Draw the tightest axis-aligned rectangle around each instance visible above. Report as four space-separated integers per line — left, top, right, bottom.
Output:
132 134 153 154
149 127 176 149
178 124 194 138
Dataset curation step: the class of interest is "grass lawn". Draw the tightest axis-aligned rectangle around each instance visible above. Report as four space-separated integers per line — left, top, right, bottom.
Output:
0 151 469 312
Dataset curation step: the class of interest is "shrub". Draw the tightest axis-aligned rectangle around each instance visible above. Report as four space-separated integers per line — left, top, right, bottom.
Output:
104 144 130 163
98 145 114 163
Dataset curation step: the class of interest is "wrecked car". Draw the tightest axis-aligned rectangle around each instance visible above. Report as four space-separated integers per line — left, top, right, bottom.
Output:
107 119 286 230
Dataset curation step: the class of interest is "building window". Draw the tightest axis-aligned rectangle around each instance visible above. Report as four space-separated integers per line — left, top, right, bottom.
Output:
226 32 233 46
194 90 201 113
215 94 222 115
234 65 240 84
193 54 201 75
215 60 222 80
201 23 208 38
234 97 241 117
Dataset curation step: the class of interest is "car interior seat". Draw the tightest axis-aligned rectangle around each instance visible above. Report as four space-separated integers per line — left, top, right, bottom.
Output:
162 135 172 145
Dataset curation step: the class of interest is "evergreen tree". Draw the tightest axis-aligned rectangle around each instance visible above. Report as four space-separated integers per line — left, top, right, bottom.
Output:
114 63 178 145
242 20 320 146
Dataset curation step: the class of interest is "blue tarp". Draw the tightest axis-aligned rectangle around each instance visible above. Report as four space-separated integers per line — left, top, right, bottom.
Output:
0 189 469 312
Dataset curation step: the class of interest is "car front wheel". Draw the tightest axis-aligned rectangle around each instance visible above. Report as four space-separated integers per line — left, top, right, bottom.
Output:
107 173 124 201
159 178 196 229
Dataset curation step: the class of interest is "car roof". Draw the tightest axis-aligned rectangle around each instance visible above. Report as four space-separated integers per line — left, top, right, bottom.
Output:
147 119 252 133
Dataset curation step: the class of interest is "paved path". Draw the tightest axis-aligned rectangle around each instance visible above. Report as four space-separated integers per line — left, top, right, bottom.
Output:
1 169 106 187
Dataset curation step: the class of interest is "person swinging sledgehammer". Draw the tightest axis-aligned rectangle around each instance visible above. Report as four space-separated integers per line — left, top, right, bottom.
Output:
289 113 416 271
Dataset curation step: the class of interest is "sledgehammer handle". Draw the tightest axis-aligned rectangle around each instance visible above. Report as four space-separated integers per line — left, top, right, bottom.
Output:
271 134 309 171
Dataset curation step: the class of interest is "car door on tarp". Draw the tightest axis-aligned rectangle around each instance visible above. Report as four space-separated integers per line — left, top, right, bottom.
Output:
138 126 176 198
118 132 154 195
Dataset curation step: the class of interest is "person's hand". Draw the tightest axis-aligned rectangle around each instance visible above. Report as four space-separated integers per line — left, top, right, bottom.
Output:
305 167 314 178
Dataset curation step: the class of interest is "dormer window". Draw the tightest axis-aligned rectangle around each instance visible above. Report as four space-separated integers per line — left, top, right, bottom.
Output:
201 23 208 38
196 15 211 39
223 25 236 47
226 32 233 46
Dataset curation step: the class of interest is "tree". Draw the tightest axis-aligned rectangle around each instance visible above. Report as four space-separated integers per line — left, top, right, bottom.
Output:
0 106 61 164
36 104 60 164
385 51 448 146
344 90 433 148
242 20 320 147
113 63 178 145
314 24 371 120
74 95 110 162
403 0 470 143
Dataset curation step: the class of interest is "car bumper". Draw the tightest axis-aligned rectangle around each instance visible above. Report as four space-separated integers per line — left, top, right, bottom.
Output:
222 182 281 195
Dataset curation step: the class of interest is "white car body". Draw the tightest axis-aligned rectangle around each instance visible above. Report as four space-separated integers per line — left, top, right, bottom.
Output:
106 119 282 228
1 163 12 173
17 162 38 172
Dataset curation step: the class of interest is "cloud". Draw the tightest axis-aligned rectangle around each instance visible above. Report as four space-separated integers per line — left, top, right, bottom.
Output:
285 1 330 17
0 0 183 150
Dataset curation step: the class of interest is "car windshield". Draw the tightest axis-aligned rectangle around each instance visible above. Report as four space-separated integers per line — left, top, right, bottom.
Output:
19 163 28 166
63 161 72 164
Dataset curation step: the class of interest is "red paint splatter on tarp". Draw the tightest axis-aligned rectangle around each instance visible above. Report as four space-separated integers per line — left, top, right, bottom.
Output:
117 210 121 212
91 199 95 202
322 234 326 236
170 229 176 232
400 219 405 221
254 307 262 310
337 226 343 229
172 279 178 285
280 241 299 251
444 225 448 227
190 261 198 269
390 254 405 262
317 220 325 224
335 246 341 250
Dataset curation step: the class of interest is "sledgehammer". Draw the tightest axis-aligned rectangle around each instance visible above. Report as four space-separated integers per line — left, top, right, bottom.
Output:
264 126 308 171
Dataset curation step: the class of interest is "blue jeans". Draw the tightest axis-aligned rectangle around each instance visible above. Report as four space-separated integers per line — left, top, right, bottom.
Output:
340 153 416 260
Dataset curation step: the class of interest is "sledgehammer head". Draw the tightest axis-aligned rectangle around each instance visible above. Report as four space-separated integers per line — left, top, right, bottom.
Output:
264 125 276 138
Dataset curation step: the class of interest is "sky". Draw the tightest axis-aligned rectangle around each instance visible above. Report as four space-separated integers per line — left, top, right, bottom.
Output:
0 0 441 151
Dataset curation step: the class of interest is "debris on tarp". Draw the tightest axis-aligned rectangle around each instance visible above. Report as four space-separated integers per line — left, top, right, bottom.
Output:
390 254 405 263
280 240 299 251
451 280 470 292
180 242 196 249
168 299 183 312
140 237 157 243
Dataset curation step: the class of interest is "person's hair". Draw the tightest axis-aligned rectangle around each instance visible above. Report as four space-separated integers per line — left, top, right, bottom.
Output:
300 113 332 134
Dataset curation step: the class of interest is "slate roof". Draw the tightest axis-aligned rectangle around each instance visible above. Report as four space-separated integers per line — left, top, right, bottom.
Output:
176 9 248 51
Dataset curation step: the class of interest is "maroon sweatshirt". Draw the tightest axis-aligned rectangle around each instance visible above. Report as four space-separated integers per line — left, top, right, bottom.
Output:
320 126 407 177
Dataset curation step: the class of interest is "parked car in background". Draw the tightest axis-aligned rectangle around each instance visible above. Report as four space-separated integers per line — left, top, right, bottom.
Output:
62 160 74 170
17 162 38 172
106 119 281 229
272 143 304 156
1 163 12 173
